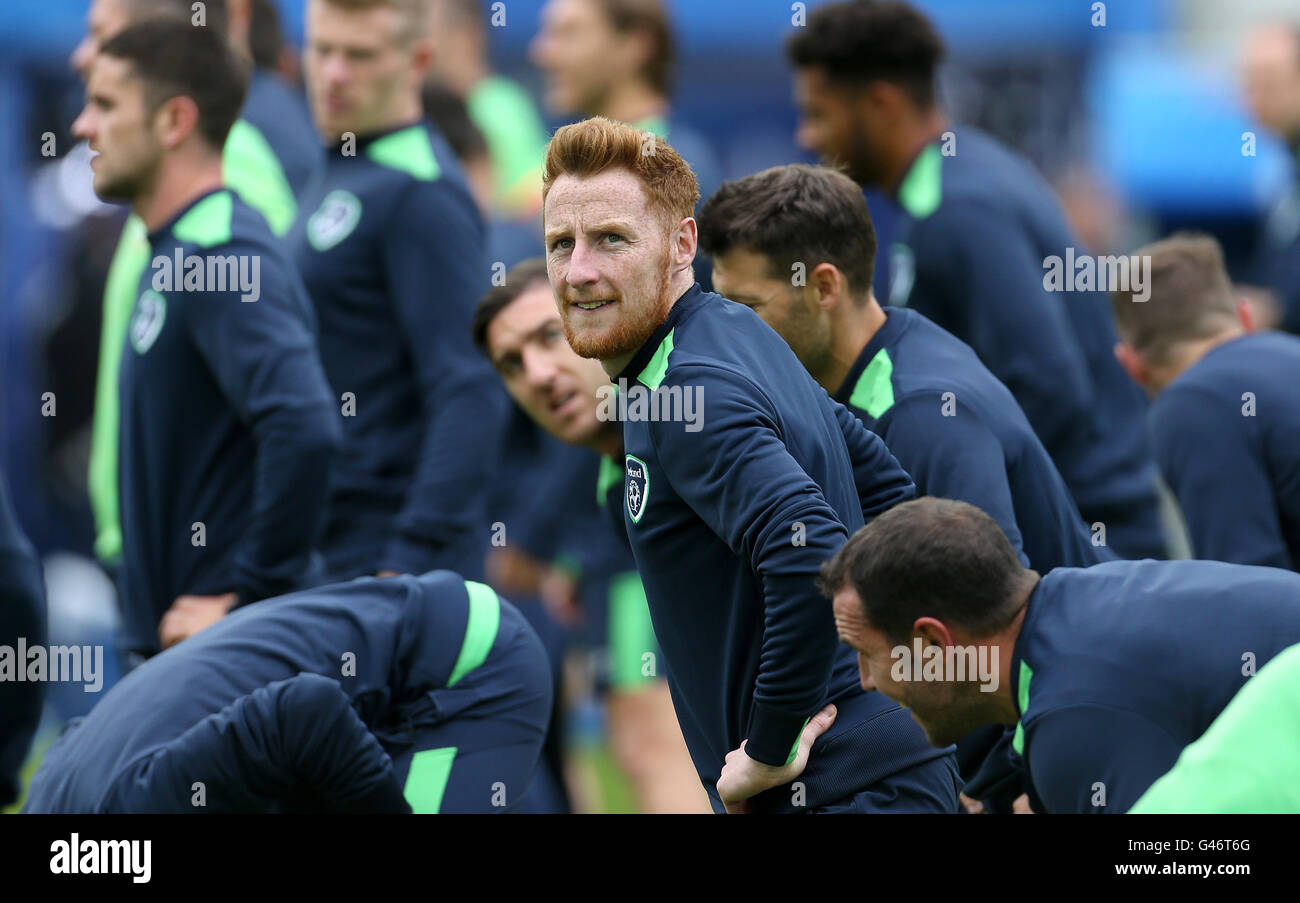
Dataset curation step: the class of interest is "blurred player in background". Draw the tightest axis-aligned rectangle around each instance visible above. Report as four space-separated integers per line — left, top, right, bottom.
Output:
81 0 323 585
473 257 709 813
24 571 551 813
293 0 503 581
822 497 1300 813
1113 233 1300 571
530 0 721 206
0 475 47 810
1241 22 1300 334
788 0 1168 560
427 0 550 221
72 20 338 659
543 117 959 813
701 163 1110 811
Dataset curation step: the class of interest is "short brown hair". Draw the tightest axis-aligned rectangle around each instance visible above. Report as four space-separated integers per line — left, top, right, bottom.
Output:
698 164 877 300
316 0 430 40
471 258 552 356
818 498 1029 645
101 19 248 152
542 116 700 228
1110 232 1238 366
594 0 675 96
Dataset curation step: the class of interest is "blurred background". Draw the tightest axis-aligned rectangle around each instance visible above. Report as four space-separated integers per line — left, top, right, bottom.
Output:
2 0 1298 810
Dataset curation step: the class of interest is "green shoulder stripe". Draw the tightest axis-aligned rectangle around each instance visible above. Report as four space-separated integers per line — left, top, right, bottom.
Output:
1011 660 1034 756
637 329 675 390
173 191 233 248
848 348 895 418
367 125 441 181
898 143 943 220
224 118 297 236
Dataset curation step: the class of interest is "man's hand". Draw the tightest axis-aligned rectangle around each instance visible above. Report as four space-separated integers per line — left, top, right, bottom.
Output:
716 703 837 814
159 592 238 649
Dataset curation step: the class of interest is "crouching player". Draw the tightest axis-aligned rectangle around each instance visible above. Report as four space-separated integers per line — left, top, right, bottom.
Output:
23 571 551 813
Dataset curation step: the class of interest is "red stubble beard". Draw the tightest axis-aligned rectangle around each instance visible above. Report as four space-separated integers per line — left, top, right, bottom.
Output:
560 249 675 363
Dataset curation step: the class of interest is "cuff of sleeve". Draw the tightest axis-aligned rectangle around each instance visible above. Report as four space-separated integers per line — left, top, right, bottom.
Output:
746 702 812 767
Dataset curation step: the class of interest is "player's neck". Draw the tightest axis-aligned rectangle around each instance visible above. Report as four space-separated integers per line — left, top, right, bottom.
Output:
133 152 225 235
884 108 948 197
1149 328 1246 395
596 81 667 127
819 296 887 396
994 571 1039 724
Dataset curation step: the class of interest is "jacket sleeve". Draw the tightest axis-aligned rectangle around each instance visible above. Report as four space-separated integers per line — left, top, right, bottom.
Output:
182 243 340 605
650 364 912 765
905 203 1096 469
379 179 505 574
830 398 917 523
107 672 409 813
876 393 1029 565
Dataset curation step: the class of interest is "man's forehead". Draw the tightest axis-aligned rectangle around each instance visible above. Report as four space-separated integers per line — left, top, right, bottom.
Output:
489 287 560 354
88 55 132 90
545 170 652 221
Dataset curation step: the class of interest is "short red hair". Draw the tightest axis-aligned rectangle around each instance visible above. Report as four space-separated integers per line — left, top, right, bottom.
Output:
542 116 700 227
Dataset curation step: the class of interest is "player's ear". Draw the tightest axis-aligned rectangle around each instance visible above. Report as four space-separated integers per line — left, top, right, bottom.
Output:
1237 298 1256 333
1114 342 1150 390
913 617 953 649
155 94 202 152
674 217 698 267
809 262 844 312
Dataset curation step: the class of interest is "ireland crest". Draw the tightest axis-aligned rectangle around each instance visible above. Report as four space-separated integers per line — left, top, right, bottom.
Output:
625 455 649 524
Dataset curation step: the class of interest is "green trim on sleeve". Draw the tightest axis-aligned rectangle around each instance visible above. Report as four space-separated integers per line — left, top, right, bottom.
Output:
636 329 675 390
848 348 895 418
897 143 943 220
224 119 298 236
448 581 502 687
403 746 458 813
366 125 441 182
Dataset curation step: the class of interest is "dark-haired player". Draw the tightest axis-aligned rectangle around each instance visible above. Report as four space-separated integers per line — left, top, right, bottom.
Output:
72 20 338 658
700 163 1109 809
787 0 1166 559
78 0 322 575
821 497 1300 813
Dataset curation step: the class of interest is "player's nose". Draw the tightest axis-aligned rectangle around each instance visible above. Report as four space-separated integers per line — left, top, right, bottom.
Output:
521 346 557 390
565 240 599 286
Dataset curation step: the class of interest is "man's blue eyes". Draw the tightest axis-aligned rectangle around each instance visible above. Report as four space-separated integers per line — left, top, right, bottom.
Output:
553 233 624 250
